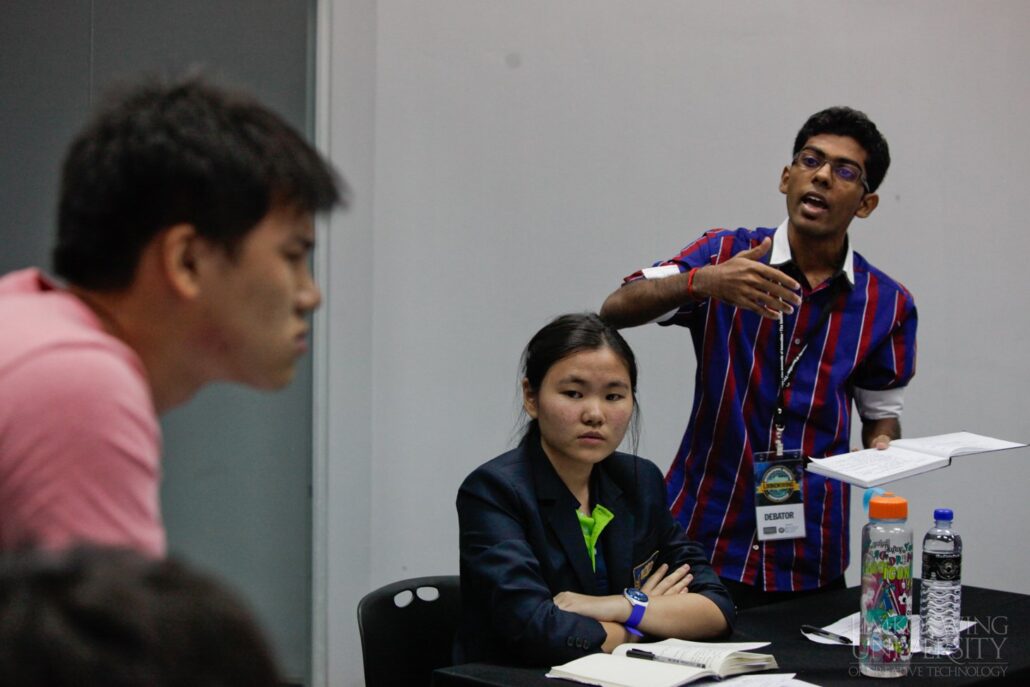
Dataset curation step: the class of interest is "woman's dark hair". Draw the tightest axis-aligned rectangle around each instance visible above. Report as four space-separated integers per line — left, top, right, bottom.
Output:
519 312 640 449
53 74 347 290
0 546 281 687
792 106 890 193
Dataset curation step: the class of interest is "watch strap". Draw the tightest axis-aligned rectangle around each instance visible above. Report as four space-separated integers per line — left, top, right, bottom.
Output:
626 601 646 629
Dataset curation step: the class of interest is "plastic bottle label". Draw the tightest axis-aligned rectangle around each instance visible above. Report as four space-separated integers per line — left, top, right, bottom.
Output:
861 538 912 666
922 552 961 581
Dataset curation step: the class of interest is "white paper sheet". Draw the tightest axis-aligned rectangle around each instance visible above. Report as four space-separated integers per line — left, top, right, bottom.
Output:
801 612 975 653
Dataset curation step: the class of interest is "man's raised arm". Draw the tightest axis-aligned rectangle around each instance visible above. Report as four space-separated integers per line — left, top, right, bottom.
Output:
601 238 802 328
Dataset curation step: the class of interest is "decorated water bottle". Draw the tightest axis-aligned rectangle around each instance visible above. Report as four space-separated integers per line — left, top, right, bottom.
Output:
859 492 913 678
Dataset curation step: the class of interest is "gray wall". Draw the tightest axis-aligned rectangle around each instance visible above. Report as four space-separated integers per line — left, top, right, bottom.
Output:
1 2 316 683
321 2 1030 683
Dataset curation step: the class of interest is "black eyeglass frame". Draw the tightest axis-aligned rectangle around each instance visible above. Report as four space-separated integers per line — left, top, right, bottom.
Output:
792 148 870 193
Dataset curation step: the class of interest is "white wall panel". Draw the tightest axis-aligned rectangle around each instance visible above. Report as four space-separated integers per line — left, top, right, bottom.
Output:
322 2 1030 682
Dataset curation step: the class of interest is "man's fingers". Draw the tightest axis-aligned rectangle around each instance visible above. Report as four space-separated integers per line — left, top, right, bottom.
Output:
737 236 802 290
731 285 793 319
756 267 802 300
727 239 802 297
751 290 796 316
706 239 801 314
745 261 802 300
735 298 782 320
737 237 773 261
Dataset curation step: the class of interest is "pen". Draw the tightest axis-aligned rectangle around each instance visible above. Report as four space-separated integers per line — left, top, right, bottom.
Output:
801 624 852 645
625 648 707 669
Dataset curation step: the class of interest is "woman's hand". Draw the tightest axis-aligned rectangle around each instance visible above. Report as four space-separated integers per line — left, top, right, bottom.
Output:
551 564 694 624
552 592 644 652
641 563 693 596
553 591 628 623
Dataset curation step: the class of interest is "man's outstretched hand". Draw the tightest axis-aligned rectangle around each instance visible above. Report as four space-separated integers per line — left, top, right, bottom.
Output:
692 238 802 319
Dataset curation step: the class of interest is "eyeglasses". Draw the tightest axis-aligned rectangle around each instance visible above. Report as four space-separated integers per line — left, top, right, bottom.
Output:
792 148 869 192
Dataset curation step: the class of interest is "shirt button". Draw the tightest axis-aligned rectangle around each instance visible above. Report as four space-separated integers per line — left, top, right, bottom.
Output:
794 338 802 345
752 544 759 551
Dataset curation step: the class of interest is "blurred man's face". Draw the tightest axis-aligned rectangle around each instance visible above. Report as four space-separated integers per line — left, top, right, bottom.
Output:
196 206 321 389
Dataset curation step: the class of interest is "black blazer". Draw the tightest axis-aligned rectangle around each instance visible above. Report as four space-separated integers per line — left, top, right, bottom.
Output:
454 436 734 666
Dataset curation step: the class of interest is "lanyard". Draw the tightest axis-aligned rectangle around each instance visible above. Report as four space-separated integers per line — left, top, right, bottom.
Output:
774 278 843 456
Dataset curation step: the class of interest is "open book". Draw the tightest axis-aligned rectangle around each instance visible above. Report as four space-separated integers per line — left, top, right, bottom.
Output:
805 432 1026 488
545 639 777 687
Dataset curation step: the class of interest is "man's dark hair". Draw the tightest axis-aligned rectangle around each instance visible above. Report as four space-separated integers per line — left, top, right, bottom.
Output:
0 546 281 687
792 106 890 193
54 75 346 290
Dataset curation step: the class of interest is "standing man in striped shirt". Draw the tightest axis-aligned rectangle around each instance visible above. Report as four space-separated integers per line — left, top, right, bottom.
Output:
600 107 917 607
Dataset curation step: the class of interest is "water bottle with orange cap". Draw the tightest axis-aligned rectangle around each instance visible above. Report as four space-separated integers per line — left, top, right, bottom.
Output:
859 491 913 678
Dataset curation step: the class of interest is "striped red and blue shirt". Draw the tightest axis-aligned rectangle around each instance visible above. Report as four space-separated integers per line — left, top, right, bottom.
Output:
624 223 917 591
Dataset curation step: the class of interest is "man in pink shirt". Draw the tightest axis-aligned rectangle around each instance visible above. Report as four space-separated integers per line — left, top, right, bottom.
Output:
0 77 345 555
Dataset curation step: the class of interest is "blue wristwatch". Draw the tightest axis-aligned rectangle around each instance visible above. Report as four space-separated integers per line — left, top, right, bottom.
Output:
623 587 649 636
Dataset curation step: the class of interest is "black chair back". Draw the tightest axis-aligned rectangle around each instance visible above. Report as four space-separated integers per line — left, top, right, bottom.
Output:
357 575 461 686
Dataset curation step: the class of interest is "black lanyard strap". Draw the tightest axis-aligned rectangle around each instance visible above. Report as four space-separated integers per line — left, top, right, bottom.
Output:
773 279 844 452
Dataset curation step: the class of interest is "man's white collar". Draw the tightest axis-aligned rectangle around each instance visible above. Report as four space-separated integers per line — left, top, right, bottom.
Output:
769 219 855 285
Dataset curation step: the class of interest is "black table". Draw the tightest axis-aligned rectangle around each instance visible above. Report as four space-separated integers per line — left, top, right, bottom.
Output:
433 583 1030 685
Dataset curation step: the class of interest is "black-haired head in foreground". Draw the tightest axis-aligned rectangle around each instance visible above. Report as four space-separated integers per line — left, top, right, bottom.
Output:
54 74 347 290
0 546 281 687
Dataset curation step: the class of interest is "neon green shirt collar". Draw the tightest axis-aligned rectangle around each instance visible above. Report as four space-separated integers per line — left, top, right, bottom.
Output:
575 504 614 572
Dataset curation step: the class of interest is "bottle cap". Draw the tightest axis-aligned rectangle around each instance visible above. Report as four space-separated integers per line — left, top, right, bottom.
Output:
933 508 954 521
869 492 907 520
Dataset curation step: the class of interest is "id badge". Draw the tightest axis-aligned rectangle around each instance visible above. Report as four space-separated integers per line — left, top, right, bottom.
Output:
632 550 658 589
753 450 806 541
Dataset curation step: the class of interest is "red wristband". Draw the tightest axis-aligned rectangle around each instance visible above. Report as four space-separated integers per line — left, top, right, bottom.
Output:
686 267 699 300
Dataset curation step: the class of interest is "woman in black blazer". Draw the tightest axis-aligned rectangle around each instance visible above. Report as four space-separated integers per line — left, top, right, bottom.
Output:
455 313 733 666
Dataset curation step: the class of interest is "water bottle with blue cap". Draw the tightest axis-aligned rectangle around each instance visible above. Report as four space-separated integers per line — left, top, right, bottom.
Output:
920 508 962 656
